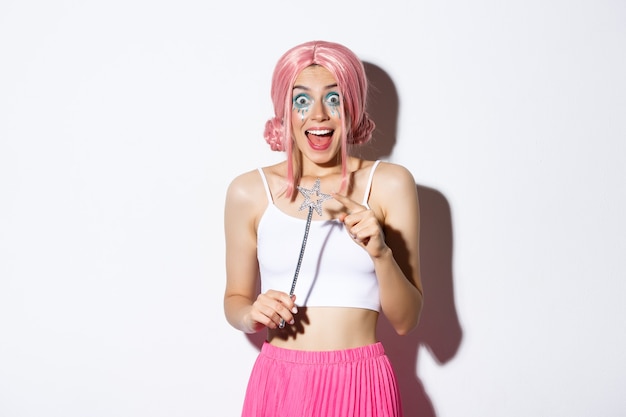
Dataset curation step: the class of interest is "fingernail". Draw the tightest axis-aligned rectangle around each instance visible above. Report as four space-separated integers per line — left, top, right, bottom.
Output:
289 319 295 325
292 306 298 314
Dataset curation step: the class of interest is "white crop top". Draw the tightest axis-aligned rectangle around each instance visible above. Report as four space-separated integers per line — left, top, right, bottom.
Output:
257 161 382 312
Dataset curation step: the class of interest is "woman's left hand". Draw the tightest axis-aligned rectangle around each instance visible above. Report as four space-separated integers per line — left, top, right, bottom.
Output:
332 193 389 259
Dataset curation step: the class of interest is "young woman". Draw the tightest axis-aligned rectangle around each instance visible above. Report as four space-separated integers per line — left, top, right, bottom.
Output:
224 40 423 417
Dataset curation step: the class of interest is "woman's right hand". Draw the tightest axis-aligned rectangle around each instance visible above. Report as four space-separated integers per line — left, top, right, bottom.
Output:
243 291 298 332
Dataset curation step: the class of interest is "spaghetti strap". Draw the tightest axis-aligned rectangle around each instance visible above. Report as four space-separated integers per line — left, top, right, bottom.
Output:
362 160 381 208
257 168 273 203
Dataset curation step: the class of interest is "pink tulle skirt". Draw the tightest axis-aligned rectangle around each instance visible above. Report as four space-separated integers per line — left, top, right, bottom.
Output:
241 342 402 417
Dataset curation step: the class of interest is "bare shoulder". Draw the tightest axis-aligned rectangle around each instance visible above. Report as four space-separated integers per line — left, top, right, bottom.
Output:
372 161 417 194
225 168 267 209
367 161 418 216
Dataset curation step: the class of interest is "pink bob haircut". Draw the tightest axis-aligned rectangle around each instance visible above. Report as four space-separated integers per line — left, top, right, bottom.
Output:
264 40 375 197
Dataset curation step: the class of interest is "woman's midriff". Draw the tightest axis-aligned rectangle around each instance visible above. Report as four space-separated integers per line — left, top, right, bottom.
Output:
267 307 379 351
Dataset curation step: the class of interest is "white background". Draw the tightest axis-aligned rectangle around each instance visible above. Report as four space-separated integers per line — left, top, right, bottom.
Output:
1 1 625 416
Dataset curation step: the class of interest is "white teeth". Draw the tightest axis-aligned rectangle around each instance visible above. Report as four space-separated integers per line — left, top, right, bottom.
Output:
307 130 332 135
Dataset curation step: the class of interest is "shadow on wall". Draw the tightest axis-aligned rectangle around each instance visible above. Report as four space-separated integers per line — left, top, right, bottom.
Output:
376 183 462 417
246 62 463 417
360 62 463 417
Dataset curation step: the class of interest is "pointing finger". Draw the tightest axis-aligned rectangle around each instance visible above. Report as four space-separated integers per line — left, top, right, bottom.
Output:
332 192 364 214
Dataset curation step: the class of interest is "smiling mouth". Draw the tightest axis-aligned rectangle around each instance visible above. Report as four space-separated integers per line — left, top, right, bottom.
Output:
306 129 334 149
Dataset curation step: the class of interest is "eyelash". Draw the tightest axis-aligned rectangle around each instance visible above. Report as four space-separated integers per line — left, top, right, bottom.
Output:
325 93 340 107
293 93 311 110
292 92 341 110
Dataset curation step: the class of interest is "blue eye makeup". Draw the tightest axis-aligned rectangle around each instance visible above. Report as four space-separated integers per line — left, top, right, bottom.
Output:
292 91 342 120
293 93 312 121
325 92 341 118
293 93 312 110
324 92 341 107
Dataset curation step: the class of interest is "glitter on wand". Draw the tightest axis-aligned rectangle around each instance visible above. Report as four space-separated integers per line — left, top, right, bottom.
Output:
279 178 331 328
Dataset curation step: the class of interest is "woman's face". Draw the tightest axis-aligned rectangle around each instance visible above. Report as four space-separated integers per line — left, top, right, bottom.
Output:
291 65 343 166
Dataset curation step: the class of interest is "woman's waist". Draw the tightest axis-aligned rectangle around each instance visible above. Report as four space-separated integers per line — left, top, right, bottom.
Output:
259 340 386 363
267 306 379 351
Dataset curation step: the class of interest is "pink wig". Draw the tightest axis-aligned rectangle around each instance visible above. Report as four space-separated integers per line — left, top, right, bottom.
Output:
264 40 375 197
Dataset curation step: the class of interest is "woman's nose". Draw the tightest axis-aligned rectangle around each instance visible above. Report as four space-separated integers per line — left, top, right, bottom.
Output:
310 99 329 121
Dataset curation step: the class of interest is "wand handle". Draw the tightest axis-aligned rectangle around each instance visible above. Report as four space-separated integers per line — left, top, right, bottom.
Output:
279 206 313 329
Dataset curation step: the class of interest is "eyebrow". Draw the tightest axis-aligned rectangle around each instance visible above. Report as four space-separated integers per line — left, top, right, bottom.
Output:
293 83 338 91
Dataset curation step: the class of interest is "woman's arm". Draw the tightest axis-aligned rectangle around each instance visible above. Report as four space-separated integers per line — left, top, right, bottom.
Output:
223 172 297 334
334 162 423 335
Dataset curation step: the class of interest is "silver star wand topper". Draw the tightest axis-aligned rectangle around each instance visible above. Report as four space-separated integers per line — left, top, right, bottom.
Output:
279 178 331 328
298 178 332 216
